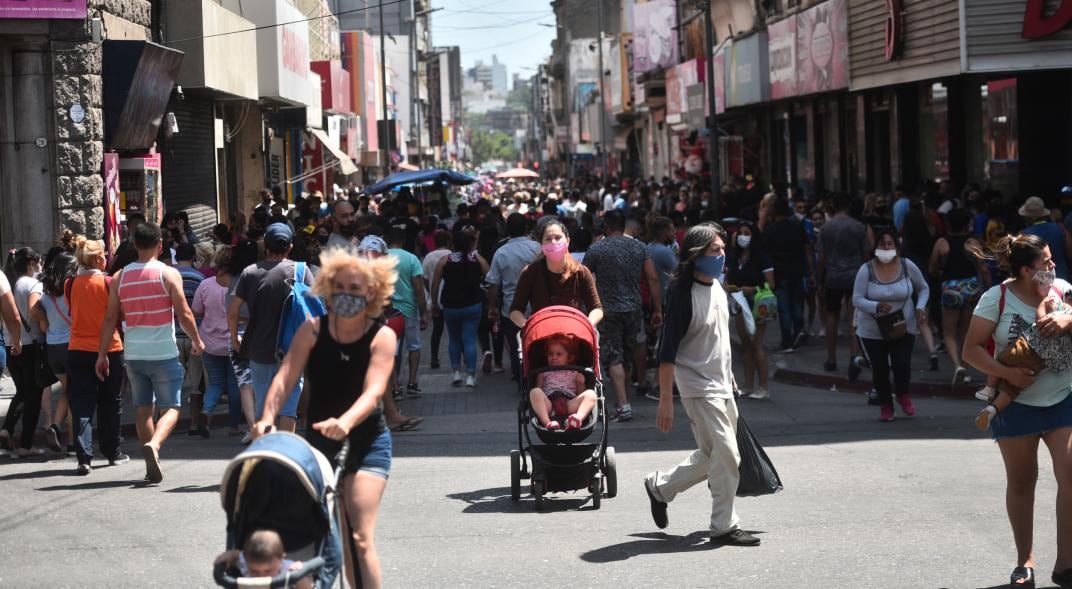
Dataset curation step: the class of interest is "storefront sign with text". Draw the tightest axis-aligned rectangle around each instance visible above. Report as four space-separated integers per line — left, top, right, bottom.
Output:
1023 0 1072 39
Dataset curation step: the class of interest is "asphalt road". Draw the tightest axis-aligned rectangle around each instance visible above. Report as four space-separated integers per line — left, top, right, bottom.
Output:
0 373 1062 589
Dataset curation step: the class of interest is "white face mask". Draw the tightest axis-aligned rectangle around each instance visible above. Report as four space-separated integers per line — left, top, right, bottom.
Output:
875 249 897 263
737 234 752 249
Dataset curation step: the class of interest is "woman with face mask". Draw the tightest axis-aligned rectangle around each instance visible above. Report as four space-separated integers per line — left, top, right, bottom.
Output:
252 248 399 589
509 217 603 329
725 223 775 400
0 247 47 457
430 231 489 388
852 228 931 422
962 233 1072 589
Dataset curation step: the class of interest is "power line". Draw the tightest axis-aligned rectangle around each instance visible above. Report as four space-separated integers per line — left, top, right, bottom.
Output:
435 14 550 31
163 0 410 45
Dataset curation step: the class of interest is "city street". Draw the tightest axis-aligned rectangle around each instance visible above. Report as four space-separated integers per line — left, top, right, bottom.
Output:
0 367 1060 588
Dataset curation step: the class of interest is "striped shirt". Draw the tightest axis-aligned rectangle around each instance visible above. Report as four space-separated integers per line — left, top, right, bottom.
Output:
174 265 204 340
118 260 179 361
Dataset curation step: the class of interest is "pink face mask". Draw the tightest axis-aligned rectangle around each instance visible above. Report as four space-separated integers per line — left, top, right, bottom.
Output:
542 240 568 262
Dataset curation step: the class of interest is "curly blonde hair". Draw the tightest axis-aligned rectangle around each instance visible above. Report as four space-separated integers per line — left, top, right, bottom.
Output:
313 248 398 317
73 234 105 269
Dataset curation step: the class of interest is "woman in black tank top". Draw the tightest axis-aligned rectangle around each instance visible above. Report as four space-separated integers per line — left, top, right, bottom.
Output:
253 250 399 589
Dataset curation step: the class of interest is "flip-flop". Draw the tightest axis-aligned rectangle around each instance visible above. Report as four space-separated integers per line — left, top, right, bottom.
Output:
389 416 422 432
142 444 163 484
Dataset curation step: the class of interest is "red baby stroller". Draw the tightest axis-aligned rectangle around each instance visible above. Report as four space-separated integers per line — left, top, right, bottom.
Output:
509 305 617 510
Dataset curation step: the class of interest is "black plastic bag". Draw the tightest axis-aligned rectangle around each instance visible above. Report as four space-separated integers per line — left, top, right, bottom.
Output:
735 414 783 497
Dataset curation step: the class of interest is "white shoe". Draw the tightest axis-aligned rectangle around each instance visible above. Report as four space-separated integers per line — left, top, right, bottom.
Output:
452 370 463 386
465 374 476 388
747 388 769 400
975 386 997 402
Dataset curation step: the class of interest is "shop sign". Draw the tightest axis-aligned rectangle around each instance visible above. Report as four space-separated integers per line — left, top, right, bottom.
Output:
713 45 726 114
0 0 86 19
104 153 121 255
632 0 678 74
768 0 848 99
885 0 903 60
1023 0 1072 39
686 84 706 129
667 61 699 121
301 130 326 196
726 32 770 107
311 60 352 114
243 0 310 106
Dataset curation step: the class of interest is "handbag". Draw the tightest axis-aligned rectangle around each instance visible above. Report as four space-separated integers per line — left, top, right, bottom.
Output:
752 284 778 324
729 290 756 336
18 300 57 389
868 260 911 342
736 413 783 497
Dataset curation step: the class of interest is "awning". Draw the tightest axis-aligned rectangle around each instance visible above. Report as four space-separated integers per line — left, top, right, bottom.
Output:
310 128 357 176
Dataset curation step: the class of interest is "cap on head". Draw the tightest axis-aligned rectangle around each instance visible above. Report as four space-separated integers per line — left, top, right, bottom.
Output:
264 223 293 251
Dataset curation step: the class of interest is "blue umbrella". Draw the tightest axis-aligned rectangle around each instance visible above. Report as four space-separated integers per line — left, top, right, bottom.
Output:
362 168 477 196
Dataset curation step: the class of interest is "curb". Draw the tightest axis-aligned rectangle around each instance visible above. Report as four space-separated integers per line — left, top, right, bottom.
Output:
772 368 979 399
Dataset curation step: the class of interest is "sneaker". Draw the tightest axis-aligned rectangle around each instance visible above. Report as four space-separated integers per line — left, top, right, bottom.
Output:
45 424 62 452
108 453 130 466
430 358 440 369
492 363 505 373
747 388 769 400
464 374 476 388
928 354 939 371
196 426 210 439
774 346 795 354
643 479 669 529
975 405 997 431
612 406 633 422
711 528 761 547
935 341 947 353
451 370 463 386
481 351 493 374
76 462 91 476
897 394 916 417
65 444 77 457
644 389 661 402
392 387 404 402
793 331 808 349
848 356 864 382
952 366 967 387
975 386 997 403
824 360 837 372
866 389 881 406
406 383 422 398
879 403 895 422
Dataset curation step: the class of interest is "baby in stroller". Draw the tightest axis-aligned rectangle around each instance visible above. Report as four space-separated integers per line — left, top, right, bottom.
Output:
529 334 597 430
214 529 313 589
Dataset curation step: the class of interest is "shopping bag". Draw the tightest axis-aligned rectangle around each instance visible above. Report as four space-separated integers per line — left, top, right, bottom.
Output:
730 291 756 336
735 413 783 497
752 284 778 324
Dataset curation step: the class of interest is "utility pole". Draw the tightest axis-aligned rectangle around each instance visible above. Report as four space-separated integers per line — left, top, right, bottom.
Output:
596 0 608 178
379 0 390 177
701 0 721 218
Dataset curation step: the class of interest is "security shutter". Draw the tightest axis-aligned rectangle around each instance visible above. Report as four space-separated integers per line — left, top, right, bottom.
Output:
161 95 218 238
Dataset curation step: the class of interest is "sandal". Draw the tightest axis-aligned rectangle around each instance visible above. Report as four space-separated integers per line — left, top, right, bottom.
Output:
1053 568 1072 589
1010 566 1035 588
389 416 422 432
565 414 583 430
544 420 561 430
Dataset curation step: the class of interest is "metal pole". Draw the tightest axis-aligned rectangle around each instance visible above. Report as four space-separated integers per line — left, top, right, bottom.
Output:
596 0 608 178
703 0 721 219
379 0 390 176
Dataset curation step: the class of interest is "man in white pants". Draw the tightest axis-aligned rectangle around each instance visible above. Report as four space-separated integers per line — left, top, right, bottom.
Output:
642 222 760 547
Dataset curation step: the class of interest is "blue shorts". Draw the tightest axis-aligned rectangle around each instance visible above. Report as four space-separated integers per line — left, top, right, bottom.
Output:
307 427 392 479
401 314 421 353
251 360 303 418
991 391 1072 440
126 358 184 409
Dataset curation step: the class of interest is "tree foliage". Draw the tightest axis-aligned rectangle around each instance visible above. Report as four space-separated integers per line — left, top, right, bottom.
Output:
470 128 517 165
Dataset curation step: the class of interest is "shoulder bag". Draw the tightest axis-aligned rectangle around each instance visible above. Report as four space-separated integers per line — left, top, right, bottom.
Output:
869 260 911 342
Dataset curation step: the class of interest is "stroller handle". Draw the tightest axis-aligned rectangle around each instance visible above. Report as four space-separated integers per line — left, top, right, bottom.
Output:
213 556 325 588
335 438 351 469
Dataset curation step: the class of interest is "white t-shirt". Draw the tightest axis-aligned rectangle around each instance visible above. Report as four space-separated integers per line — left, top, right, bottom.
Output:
3 275 42 345
973 279 1072 407
422 248 451 308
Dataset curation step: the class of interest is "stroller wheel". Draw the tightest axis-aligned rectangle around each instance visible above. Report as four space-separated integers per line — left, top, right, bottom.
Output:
591 479 602 510
604 446 618 499
510 450 521 502
533 479 545 512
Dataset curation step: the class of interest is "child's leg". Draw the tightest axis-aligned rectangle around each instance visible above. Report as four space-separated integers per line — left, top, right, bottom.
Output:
975 387 1019 431
566 390 598 425
528 388 554 426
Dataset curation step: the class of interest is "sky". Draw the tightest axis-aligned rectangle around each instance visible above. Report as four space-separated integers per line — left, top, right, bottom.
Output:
429 0 557 80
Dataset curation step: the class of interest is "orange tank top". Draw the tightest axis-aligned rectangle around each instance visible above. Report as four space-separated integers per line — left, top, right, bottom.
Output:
67 271 123 353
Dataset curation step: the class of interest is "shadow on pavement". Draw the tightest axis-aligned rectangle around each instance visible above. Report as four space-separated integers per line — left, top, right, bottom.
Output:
0 468 74 482
447 485 594 513
165 484 221 494
36 479 149 492
579 530 715 562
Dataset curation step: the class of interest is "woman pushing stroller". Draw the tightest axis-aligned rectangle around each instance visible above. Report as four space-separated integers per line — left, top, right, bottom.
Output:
252 248 398 589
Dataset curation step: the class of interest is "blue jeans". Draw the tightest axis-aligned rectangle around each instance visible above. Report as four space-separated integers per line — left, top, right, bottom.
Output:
202 353 241 428
442 303 481 374
251 361 303 418
775 281 805 349
126 357 184 408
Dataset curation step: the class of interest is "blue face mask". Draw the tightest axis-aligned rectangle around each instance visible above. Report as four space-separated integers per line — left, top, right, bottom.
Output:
695 254 725 279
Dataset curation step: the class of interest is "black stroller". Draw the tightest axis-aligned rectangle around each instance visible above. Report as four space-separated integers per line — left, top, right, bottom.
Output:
215 432 348 588
510 305 617 510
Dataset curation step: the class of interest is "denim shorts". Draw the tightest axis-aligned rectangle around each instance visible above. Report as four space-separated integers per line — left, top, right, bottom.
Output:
126 358 184 408
401 314 421 352
251 361 303 418
307 426 392 479
991 391 1072 440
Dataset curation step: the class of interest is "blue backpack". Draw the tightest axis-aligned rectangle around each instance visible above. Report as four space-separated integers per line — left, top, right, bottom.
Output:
275 262 327 361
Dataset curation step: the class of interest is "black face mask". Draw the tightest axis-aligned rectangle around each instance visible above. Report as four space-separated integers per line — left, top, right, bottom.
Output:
339 223 355 237
317 234 330 245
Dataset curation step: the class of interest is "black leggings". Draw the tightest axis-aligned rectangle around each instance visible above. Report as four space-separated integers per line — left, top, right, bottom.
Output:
430 314 445 360
1 344 43 449
861 335 916 405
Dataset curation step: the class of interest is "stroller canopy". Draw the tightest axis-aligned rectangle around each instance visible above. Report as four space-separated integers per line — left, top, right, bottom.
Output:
522 305 600 378
219 433 335 552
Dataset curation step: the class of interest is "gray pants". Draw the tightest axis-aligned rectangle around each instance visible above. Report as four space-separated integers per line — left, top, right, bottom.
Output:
645 395 741 535
176 337 204 401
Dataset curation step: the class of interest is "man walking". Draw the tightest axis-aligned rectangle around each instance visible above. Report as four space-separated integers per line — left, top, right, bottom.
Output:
173 243 206 436
386 227 428 397
97 222 205 484
325 200 358 252
762 198 814 353
583 211 663 422
486 213 540 381
817 193 871 373
644 223 760 547
229 223 311 434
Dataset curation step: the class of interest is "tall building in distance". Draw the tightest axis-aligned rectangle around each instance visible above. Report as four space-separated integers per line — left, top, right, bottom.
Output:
468 55 508 96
